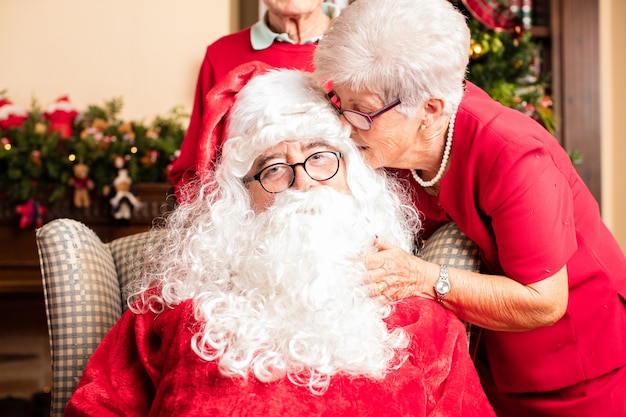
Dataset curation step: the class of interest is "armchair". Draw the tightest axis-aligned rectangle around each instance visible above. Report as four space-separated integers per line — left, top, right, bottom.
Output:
36 218 478 417
36 218 152 417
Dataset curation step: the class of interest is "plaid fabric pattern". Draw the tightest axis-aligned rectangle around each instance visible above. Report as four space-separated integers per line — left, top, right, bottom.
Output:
108 230 151 305
419 222 480 349
36 218 150 417
420 222 480 272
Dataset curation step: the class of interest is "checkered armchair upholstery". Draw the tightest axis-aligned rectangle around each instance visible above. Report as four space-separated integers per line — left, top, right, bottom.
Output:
35 218 478 417
419 222 480 272
36 218 151 417
419 221 481 348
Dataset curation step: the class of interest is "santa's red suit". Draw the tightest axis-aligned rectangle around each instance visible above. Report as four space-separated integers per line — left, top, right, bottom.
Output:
65 296 495 417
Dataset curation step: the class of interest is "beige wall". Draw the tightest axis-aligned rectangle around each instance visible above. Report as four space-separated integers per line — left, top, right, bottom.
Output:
1 0 625 248
600 0 626 249
0 0 237 120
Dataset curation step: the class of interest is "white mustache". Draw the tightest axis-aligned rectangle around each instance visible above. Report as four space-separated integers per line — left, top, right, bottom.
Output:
252 187 378 260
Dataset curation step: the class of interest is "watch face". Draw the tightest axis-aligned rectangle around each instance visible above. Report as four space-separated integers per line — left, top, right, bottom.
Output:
435 280 450 295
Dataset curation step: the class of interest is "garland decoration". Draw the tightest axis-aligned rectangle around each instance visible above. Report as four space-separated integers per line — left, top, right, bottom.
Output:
0 93 187 227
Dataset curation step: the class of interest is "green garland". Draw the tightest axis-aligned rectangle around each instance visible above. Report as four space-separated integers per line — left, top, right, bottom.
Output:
0 97 186 205
1 11 575 209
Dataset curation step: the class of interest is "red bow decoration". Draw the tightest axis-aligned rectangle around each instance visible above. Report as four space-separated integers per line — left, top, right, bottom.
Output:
461 0 522 31
15 198 48 229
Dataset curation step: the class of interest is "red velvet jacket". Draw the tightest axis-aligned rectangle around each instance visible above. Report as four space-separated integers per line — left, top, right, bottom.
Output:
65 296 495 417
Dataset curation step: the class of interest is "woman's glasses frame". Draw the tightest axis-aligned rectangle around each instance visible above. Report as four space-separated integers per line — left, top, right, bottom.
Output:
327 91 401 131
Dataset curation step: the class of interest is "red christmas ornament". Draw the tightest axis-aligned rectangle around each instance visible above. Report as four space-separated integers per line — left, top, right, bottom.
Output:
0 98 29 129
15 198 48 229
539 96 553 108
43 95 78 138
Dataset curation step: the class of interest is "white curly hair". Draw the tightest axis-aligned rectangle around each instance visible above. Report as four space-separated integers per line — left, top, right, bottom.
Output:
128 69 422 394
314 0 470 116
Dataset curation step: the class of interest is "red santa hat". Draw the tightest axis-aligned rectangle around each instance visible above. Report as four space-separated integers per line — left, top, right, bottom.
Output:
43 95 79 138
195 61 271 183
0 97 29 130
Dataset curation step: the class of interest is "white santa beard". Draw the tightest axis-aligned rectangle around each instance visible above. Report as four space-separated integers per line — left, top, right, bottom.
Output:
192 187 409 392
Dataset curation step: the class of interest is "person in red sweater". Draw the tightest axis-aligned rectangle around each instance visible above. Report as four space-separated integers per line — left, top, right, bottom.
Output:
65 65 495 417
314 0 626 415
169 0 340 197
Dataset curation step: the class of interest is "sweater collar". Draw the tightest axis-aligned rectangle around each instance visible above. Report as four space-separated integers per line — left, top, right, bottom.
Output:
250 3 340 50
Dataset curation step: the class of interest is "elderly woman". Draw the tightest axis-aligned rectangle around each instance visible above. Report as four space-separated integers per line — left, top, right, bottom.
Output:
64 65 495 417
314 0 626 416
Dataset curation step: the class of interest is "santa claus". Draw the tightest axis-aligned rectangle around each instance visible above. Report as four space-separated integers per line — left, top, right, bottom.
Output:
65 64 495 417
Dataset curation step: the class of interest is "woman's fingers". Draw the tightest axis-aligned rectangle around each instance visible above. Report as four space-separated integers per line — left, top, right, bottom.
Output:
364 235 430 301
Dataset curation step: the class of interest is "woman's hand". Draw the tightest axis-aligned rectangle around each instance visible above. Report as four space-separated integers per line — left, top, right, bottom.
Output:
363 236 439 303
363 235 569 331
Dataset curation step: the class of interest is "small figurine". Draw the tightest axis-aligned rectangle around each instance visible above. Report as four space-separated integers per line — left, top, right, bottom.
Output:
43 95 78 138
0 97 28 129
104 169 141 220
68 163 94 208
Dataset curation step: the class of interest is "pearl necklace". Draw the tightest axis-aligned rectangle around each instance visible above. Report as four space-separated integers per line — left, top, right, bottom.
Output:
411 111 456 188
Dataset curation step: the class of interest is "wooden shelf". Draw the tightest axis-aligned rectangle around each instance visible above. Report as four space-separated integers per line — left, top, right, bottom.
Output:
0 183 174 294
530 25 550 38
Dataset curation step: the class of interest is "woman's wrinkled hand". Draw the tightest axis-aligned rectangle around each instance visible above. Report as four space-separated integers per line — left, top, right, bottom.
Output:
363 236 437 303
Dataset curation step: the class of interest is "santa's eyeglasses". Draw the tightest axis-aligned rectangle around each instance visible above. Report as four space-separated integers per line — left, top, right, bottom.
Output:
327 91 401 131
243 151 342 194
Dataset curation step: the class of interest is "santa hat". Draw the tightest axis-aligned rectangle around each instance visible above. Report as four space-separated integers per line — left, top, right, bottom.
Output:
219 68 349 178
43 95 78 138
0 97 29 130
195 62 348 181
195 61 271 183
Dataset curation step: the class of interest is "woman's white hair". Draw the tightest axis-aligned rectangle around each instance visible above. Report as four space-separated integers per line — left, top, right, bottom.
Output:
128 69 421 394
314 0 470 115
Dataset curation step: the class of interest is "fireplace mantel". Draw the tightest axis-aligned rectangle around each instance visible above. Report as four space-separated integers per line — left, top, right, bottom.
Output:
0 183 174 294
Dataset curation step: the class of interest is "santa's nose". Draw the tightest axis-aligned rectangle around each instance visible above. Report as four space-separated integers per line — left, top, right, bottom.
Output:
291 165 320 191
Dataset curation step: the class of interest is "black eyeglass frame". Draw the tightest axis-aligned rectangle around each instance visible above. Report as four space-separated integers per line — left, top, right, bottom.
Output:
243 150 343 194
327 91 402 131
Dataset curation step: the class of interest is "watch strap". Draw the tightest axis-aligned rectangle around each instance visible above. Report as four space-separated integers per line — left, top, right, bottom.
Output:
434 264 450 304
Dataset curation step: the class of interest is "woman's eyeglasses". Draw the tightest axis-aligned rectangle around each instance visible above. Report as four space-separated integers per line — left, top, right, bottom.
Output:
327 91 401 131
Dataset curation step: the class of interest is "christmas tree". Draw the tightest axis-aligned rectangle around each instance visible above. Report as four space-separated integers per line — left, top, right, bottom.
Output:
454 0 556 135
